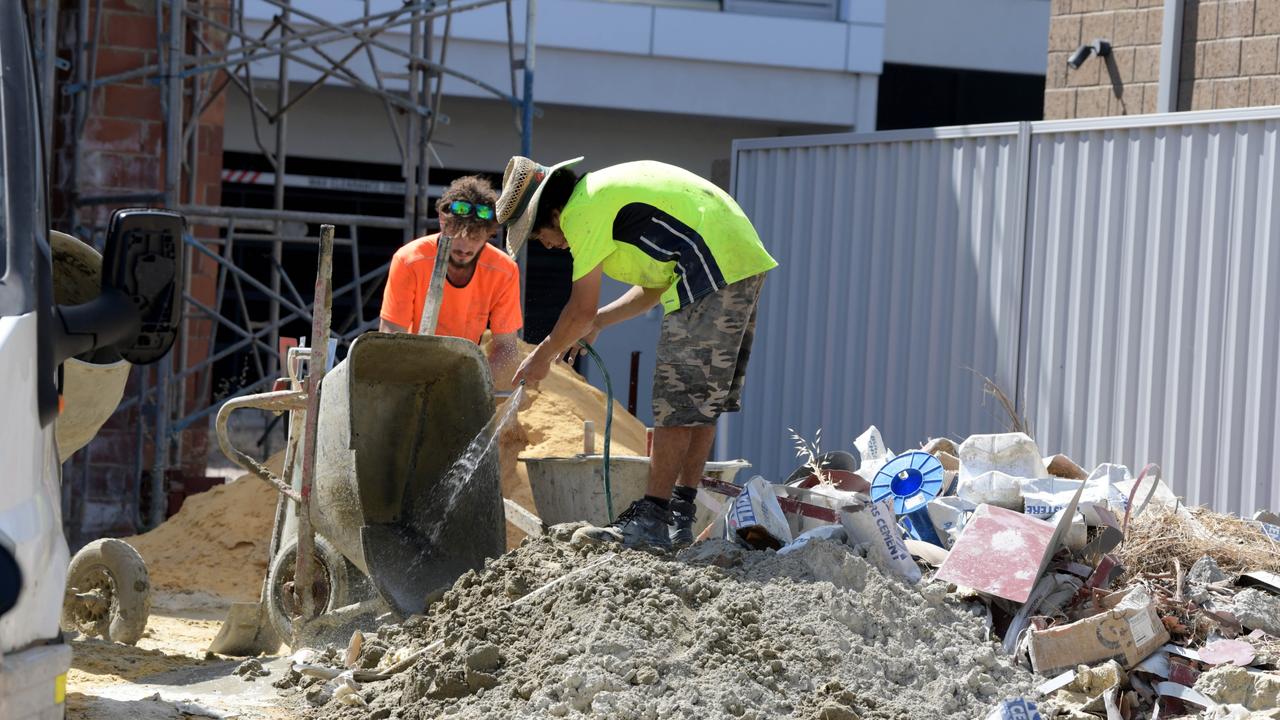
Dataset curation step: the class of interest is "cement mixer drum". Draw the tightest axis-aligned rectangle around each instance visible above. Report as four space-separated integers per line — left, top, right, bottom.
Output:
307 332 505 618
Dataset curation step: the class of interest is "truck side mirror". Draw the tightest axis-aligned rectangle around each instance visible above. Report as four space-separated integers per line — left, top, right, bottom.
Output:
53 208 186 365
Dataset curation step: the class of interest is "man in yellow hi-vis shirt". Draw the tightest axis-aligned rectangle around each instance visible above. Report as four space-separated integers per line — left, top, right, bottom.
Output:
497 157 777 550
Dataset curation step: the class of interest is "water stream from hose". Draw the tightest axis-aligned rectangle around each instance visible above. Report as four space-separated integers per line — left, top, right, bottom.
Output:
424 383 526 543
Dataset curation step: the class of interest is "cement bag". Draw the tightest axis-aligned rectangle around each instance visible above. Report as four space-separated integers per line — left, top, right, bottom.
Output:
1050 509 1088 553
1113 469 1180 517
957 470 1027 511
926 496 976 549
839 498 921 584
1023 475 1123 526
725 476 793 550
777 524 846 557
959 433 1048 483
853 425 893 482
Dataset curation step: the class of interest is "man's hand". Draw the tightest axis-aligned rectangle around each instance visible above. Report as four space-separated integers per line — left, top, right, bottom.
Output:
513 346 553 388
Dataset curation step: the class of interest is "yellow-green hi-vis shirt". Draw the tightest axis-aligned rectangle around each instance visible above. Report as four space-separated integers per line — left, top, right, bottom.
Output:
558 161 778 314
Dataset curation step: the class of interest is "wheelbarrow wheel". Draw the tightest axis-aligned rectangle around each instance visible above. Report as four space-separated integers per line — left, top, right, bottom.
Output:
265 535 351 643
61 538 151 645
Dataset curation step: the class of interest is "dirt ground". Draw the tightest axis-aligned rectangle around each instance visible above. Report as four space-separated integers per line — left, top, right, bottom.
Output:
66 594 299 720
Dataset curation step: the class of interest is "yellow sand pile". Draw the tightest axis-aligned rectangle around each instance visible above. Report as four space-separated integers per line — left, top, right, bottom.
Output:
499 341 649 547
125 454 282 603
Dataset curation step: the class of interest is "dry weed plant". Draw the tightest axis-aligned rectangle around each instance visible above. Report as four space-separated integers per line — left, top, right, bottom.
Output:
789 427 830 486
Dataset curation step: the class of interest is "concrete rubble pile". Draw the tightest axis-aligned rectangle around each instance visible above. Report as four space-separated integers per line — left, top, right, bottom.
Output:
285 530 1036 720
283 427 1280 720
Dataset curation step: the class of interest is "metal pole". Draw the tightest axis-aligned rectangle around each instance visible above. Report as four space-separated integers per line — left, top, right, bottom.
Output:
133 366 148 528
402 5 424 244
165 0 184 206
516 0 536 328
295 224 334 627
151 0 185 529
418 234 452 335
416 11 433 237
521 0 535 158
39 0 59 172
1157 0 1184 113
271 1 292 378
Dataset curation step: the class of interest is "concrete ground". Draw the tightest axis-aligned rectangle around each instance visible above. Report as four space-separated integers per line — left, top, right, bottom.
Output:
66 595 300 720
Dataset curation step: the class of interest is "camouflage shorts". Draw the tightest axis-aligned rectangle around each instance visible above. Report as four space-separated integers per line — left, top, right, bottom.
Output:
652 273 766 427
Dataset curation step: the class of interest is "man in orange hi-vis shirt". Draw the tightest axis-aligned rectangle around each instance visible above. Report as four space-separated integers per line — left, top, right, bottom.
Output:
380 175 522 389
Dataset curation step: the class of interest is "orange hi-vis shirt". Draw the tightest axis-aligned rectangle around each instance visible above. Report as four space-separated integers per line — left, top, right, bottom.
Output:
380 235 523 343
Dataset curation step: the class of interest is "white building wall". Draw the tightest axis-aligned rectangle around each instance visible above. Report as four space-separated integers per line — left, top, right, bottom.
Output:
223 90 840 178
884 0 1051 75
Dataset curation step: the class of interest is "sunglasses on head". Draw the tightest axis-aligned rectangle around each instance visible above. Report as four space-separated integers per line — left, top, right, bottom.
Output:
447 200 494 220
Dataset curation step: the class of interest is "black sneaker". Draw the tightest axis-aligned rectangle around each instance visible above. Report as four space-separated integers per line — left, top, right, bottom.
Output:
669 497 697 548
571 499 673 550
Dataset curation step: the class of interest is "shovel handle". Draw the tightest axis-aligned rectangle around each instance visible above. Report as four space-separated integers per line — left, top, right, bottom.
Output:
215 390 307 502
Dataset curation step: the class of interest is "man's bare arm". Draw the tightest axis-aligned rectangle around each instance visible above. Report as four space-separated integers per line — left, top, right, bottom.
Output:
597 285 664 329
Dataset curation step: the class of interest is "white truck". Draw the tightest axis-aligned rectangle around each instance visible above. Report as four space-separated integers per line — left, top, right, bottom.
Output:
0 3 187 718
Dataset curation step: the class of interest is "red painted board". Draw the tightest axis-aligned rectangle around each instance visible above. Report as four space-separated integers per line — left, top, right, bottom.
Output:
936 504 1057 603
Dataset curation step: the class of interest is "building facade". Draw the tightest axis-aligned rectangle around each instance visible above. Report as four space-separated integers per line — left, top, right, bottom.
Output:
1046 0 1280 119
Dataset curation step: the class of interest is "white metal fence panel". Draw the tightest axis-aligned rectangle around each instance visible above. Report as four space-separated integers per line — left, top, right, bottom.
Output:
1021 114 1280 513
728 108 1280 517
724 127 1028 482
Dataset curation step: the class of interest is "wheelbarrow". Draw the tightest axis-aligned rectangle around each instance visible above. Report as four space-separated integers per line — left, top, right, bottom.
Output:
207 332 505 654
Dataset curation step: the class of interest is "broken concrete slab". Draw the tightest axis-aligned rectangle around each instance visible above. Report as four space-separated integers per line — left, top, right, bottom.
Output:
1193 665 1280 712
1232 589 1280 637
1189 556 1230 586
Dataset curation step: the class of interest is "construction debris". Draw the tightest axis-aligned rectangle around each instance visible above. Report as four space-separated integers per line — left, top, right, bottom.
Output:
126 411 1280 720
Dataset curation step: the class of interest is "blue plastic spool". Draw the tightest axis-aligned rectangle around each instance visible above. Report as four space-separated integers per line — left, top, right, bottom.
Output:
871 451 946 546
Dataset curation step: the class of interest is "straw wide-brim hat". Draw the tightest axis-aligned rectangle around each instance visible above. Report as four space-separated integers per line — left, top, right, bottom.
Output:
496 155 584 255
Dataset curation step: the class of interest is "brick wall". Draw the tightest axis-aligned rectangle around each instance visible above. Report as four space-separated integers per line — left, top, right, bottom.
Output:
1180 0 1280 110
1044 0 1166 120
53 0 228 545
1045 0 1280 120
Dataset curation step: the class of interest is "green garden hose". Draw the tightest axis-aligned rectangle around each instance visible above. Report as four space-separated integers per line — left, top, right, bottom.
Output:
577 340 615 521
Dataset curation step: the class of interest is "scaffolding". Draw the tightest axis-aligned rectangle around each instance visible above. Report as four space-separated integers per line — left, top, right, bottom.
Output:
30 0 537 530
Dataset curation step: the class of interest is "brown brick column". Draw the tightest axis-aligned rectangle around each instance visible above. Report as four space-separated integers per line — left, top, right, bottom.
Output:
53 0 228 542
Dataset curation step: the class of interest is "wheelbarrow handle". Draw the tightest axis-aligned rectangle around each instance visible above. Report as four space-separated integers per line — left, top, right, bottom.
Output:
215 390 308 503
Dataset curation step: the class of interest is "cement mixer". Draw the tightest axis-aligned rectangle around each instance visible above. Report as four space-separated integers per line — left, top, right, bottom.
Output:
209 331 505 653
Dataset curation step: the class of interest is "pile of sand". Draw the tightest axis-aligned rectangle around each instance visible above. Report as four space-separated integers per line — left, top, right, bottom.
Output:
125 454 282 603
306 535 1035 720
498 341 649 547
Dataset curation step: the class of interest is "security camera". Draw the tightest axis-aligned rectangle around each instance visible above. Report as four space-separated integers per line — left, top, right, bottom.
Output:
1067 39 1112 69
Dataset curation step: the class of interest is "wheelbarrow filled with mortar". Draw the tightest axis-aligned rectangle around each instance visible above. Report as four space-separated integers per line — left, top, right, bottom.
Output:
208 332 505 654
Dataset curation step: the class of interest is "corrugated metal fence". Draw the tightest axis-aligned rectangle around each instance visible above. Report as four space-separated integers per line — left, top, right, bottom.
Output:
724 108 1280 517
